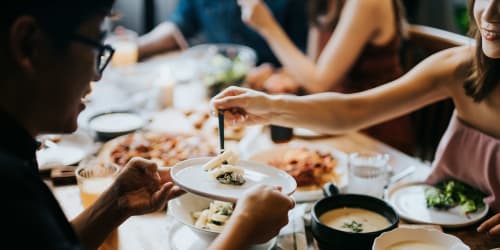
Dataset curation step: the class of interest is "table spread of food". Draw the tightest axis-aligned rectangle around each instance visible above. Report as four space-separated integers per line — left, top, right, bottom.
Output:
42 44 499 250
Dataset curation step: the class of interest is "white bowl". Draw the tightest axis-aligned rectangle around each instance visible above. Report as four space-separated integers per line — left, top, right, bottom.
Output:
168 193 276 249
372 227 470 250
168 193 218 241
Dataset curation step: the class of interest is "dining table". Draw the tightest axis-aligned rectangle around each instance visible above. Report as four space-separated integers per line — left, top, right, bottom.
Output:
45 52 499 250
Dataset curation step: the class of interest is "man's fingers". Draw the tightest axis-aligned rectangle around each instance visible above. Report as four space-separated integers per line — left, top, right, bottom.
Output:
167 186 186 200
152 182 174 209
157 166 172 183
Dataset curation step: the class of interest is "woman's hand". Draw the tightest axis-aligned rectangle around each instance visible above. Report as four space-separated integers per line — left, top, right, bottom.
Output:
263 71 300 94
478 213 500 236
111 157 184 217
238 0 278 35
210 86 275 126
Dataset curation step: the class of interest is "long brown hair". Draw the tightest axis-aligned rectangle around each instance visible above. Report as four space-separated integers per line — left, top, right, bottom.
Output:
465 0 500 102
308 0 408 36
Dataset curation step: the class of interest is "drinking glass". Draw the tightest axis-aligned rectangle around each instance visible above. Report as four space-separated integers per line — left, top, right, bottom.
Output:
107 28 138 67
76 157 120 250
346 151 389 198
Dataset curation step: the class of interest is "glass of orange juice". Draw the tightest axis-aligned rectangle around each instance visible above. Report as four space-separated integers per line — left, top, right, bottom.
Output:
107 28 138 67
76 157 120 250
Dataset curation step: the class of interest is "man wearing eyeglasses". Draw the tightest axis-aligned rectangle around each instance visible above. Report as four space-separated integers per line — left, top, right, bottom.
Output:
0 1 294 249
138 0 308 66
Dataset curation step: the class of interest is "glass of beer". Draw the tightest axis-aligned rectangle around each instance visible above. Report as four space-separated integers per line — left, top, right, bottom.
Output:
107 28 138 67
76 157 120 250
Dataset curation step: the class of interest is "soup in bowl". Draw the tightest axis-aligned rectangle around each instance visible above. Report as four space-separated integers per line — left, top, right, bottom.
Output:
311 183 399 250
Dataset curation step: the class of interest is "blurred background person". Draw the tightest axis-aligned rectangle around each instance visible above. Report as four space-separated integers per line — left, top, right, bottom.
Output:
137 0 308 65
240 0 415 154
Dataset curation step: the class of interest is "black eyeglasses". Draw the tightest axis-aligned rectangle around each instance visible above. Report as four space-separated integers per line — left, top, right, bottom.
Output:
70 34 115 74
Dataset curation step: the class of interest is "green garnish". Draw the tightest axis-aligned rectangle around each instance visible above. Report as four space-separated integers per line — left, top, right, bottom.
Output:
342 220 363 233
424 179 486 214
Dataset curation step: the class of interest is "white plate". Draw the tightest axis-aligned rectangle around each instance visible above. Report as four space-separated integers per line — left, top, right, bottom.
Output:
36 132 96 170
171 157 297 202
386 182 489 228
248 142 348 202
372 227 470 250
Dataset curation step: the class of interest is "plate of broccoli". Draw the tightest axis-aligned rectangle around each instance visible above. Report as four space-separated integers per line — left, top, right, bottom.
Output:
386 180 489 228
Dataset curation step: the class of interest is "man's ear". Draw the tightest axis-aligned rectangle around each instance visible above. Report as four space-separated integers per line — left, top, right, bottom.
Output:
9 16 42 76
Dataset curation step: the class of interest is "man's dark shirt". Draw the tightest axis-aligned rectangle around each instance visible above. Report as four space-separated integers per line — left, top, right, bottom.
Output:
0 112 82 249
169 0 308 66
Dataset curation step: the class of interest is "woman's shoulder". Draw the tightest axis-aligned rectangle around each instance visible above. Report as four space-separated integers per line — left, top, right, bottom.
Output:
422 46 474 83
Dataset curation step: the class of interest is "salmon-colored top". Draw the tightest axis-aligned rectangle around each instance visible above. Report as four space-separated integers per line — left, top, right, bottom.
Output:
426 111 500 212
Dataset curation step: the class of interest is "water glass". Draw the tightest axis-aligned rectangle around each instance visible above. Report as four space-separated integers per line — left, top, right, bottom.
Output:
347 151 389 198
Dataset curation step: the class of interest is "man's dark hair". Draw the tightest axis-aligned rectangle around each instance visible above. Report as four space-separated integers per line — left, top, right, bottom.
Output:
0 0 115 44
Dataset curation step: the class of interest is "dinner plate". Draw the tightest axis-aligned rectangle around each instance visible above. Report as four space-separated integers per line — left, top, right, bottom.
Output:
37 132 96 170
248 142 348 202
372 227 470 250
171 157 297 202
385 182 489 228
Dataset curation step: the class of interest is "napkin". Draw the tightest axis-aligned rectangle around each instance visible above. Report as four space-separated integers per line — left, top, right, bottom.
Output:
274 203 310 250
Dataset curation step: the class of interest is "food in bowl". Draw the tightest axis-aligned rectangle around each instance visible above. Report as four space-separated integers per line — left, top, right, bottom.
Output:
319 207 391 233
185 44 256 97
203 150 245 185
312 185 399 250
192 200 234 232
372 227 470 250
386 241 446 250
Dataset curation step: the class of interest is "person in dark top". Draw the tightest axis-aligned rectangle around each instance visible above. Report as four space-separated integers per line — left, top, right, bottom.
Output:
137 0 308 65
0 0 294 249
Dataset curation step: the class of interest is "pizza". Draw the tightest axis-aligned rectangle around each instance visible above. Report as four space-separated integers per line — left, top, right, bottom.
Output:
267 147 338 187
101 132 217 167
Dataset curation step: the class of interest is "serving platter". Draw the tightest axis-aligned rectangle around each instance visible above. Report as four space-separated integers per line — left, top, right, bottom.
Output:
248 142 348 202
171 157 296 202
385 182 489 228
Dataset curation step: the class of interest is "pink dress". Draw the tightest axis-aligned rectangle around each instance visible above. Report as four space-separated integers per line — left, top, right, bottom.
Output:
426 111 500 212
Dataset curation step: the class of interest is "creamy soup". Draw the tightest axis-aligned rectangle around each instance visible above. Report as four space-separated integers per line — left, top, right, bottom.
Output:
387 241 446 250
319 207 390 233
89 113 143 133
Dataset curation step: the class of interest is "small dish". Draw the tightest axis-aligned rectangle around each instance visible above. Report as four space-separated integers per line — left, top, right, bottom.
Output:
167 193 277 250
372 227 470 250
385 182 489 228
170 157 297 202
88 111 144 141
37 132 96 169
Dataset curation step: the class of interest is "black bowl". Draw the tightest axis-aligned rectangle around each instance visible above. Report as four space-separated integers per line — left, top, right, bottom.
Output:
88 111 145 141
311 183 399 250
